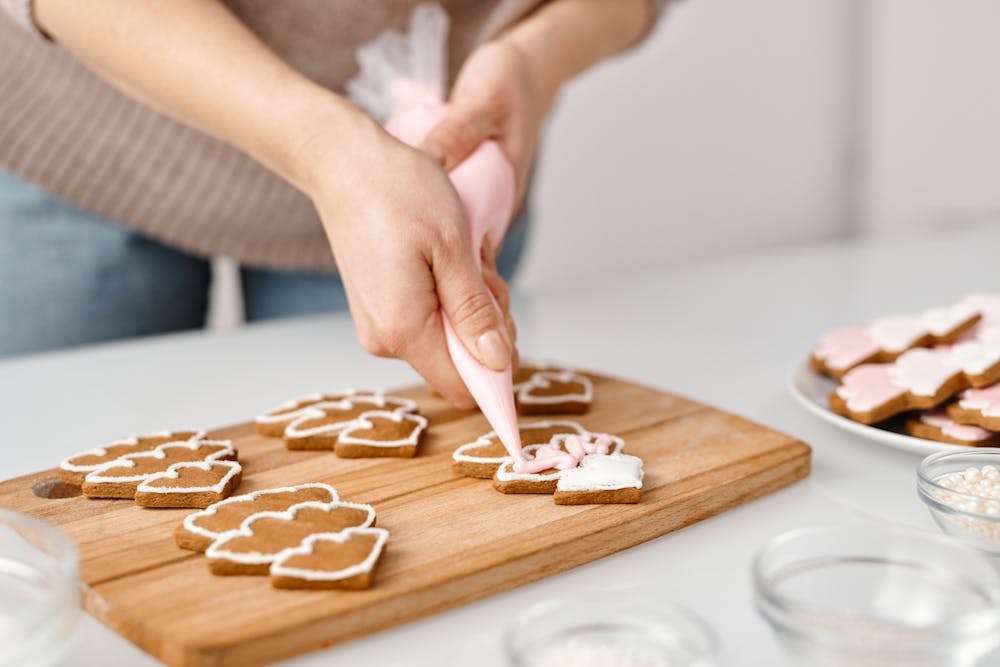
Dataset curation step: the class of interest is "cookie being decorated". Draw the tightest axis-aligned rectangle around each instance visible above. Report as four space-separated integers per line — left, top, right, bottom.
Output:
452 420 589 479
270 527 389 590
82 440 237 499
516 370 594 415
175 483 339 552
278 392 418 450
206 501 376 575
59 429 205 484
134 461 243 509
493 433 624 494
553 453 644 505
905 410 1000 447
334 410 428 458
829 342 1000 424
947 383 1000 431
812 304 981 379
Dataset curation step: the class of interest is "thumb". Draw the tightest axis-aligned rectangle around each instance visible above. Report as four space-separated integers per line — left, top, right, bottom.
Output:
434 248 512 371
420 106 492 173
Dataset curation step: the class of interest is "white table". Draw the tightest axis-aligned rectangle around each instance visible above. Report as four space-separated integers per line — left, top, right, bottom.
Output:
3 225 997 666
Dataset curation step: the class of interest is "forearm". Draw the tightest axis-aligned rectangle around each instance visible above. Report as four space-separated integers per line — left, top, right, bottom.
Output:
499 0 652 106
33 0 370 194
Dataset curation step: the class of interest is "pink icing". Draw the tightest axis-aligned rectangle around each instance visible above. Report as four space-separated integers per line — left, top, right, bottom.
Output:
869 316 927 353
920 410 992 442
516 434 614 474
837 364 905 412
815 327 879 371
889 348 960 397
959 383 1000 417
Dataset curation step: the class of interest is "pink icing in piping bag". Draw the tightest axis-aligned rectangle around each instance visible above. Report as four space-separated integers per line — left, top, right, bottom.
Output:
384 80 525 468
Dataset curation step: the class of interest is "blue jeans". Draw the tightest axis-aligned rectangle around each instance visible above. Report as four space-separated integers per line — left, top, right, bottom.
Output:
0 171 528 358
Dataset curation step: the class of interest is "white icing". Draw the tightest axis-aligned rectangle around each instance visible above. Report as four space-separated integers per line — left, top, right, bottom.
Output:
494 435 626 483
206 500 376 565
181 483 339 542
83 440 235 484
888 348 959 397
516 371 594 406
59 428 205 473
136 460 242 495
337 410 428 447
270 527 389 582
919 412 992 443
921 305 978 337
869 315 928 353
452 420 589 466
254 392 346 425
949 340 1000 376
284 393 418 439
556 454 644 492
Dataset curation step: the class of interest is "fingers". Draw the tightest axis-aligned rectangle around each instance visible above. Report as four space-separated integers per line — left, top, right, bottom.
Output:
419 105 494 173
433 244 512 372
398 312 477 410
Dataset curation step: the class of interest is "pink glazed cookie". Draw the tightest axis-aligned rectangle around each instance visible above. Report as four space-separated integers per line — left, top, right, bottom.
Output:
905 410 1000 447
947 382 1000 431
829 342 1000 424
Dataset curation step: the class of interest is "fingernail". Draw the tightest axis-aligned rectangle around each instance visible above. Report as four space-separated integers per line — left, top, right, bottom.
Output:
476 329 510 370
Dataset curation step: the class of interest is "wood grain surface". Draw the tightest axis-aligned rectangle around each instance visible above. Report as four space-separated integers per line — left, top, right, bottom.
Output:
0 373 811 667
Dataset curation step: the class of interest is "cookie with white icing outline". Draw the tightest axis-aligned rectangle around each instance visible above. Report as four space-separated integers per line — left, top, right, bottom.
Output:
333 410 428 458
452 420 589 479
59 429 205 484
175 483 339 552
278 392 418 450
82 440 237 499
493 433 625 495
812 304 981 380
516 370 594 415
905 410 1000 447
947 382 1000 431
270 527 389 590
829 342 1000 425
134 460 243 509
206 500 376 575
553 453 644 505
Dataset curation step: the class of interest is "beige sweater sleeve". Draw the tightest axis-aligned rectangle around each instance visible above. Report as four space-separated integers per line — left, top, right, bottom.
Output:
0 0 41 35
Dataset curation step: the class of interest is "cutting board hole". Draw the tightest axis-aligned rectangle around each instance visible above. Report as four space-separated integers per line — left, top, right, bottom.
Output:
32 478 81 499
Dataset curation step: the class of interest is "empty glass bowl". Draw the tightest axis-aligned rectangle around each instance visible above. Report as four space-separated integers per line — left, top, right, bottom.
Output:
0 510 80 667
918 448 1000 555
504 587 718 667
753 524 1000 667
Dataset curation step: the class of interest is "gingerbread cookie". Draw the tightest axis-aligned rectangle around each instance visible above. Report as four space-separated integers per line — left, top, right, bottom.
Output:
947 383 1000 431
334 410 428 458
59 429 204 484
255 392 374 437
134 461 243 509
553 453 644 505
175 483 339 552
812 304 980 379
452 420 589 479
515 370 594 415
82 440 237 499
206 501 375 575
493 433 624 494
270 527 389 590
905 410 1000 447
830 342 1000 424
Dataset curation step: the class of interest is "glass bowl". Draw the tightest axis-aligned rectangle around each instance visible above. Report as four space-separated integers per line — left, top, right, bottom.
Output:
503 587 718 667
753 524 1000 667
918 448 1000 554
0 510 80 667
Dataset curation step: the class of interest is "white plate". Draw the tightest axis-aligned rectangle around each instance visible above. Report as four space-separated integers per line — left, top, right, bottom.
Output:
787 360 960 456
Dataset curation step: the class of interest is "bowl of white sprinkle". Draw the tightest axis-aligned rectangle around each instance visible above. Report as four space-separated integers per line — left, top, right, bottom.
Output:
917 448 1000 554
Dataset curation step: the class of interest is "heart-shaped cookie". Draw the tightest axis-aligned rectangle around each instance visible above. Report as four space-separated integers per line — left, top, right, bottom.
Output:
452 420 590 479
516 371 594 415
282 393 418 450
135 460 243 509
59 429 204 484
83 440 237 499
270 527 390 590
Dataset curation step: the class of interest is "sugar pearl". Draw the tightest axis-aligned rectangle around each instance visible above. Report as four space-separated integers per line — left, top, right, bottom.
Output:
933 463 1000 543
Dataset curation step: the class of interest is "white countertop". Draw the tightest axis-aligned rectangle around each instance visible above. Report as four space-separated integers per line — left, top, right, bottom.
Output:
3 225 998 666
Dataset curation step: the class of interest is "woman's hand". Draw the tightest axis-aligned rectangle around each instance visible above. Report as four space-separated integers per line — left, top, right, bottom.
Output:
309 115 516 408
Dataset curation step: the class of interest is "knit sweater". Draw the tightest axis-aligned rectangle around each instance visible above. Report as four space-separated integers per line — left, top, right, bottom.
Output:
0 1 664 271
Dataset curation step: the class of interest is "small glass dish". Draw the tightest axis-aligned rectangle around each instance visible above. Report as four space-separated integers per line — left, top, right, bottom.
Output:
753 524 1000 667
503 587 718 667
0 509 80 667
917 448 1000 554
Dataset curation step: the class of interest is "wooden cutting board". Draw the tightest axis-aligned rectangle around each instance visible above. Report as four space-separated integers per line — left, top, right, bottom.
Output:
0 372 810 667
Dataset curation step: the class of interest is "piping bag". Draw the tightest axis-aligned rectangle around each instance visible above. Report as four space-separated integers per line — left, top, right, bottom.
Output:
347 3 525 467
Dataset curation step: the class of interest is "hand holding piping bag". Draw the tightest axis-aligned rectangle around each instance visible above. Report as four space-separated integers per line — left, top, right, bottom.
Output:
347 4 526 465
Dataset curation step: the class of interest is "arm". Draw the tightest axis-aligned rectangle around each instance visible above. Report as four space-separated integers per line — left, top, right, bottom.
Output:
33 0 515 407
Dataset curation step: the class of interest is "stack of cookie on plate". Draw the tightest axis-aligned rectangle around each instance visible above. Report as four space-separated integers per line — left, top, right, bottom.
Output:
811 293 1000 446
